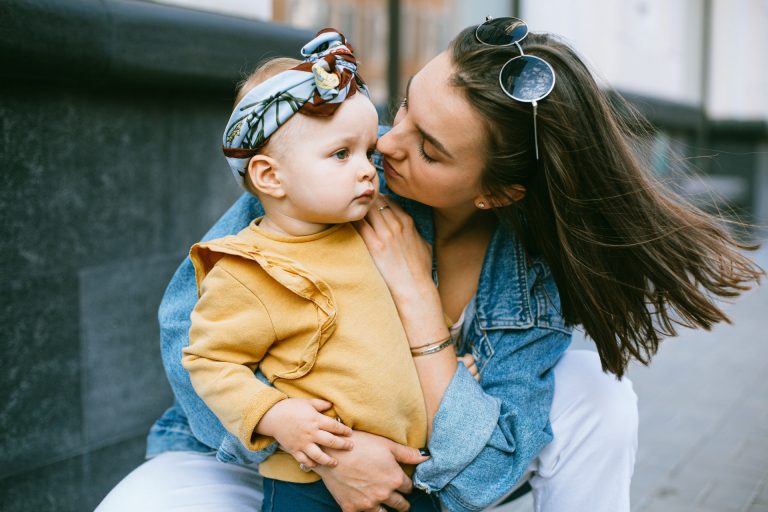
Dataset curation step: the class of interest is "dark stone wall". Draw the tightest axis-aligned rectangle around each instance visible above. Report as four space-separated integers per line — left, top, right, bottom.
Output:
0 1 311 509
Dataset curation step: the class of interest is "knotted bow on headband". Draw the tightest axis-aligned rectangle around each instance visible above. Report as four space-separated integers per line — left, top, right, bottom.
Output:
222 28 369 184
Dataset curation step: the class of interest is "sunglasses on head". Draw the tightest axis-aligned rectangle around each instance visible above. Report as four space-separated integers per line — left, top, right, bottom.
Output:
475 16 556 160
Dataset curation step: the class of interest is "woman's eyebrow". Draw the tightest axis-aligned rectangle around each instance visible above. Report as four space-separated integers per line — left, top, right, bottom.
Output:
406 76 454 160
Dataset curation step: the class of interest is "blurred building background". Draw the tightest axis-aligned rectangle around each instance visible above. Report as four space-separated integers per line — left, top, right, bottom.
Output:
0 1 765 511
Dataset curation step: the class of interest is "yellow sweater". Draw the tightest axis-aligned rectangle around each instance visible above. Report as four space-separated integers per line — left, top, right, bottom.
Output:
182 220 427 483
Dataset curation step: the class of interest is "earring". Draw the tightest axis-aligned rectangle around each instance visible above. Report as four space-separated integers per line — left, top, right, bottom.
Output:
477 201 486 209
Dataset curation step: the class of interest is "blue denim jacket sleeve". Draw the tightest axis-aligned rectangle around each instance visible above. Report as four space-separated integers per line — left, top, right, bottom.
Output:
414 326 571 512
152 192 265 455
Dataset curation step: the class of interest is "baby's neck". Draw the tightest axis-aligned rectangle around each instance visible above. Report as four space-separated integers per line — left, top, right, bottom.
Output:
258 214 332 237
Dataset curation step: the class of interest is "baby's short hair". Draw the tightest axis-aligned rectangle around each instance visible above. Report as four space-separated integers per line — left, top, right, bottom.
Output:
235 57 302 106
234 57 301 193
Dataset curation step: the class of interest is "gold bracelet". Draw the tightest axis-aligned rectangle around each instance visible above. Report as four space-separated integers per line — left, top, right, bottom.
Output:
411 336 454 357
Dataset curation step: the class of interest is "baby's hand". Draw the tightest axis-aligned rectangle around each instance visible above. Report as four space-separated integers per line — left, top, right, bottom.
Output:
459 353 480 381
256 398 353 470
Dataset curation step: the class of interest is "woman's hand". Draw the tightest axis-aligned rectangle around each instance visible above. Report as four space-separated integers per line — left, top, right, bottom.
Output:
313 430 429 512
354 197 449 348
354 197 434 299
459 353 480 381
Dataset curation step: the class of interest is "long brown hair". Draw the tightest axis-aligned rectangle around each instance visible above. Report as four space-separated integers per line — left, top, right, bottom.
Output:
449 27 763 378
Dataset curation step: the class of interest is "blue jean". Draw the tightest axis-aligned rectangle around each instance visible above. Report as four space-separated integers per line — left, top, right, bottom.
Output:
262 477 441 512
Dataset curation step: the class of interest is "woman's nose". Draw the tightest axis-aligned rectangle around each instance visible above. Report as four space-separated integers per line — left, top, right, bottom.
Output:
377 127 405 161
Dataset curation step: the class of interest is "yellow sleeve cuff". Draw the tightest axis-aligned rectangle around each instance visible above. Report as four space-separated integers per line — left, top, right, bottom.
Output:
239 386 289 451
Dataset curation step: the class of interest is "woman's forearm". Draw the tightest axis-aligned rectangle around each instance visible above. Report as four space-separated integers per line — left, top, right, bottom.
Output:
412 348 457 436
393 283 457 435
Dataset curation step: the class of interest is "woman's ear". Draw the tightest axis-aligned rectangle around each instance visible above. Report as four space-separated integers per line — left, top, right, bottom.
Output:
474 184 526 209
247 155 285 198
502 184 526 204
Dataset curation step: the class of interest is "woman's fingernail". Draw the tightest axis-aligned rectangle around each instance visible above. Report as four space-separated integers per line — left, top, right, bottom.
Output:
418 448 430 456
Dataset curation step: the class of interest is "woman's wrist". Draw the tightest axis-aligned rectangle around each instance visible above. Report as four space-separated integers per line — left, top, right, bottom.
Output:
389 275 437 304
391 272 439 305
393 287 451 349
411 335 454 357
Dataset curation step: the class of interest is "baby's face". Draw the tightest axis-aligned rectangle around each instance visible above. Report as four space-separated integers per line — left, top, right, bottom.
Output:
272 93 380 225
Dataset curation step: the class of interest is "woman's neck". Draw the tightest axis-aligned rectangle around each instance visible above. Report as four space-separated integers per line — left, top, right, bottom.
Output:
432 204 497 322
433 204 496 245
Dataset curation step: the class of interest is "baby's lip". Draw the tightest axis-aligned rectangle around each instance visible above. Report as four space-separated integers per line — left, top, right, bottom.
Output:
356 188 375 199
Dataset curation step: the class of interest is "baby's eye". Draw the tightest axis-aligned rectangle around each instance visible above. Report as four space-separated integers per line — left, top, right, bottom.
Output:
366 148 376 161
333 149 350 160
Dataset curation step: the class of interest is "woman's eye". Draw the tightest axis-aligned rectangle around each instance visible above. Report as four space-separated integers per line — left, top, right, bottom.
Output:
418 142 436 164
333 149 350 160
400 97 408 110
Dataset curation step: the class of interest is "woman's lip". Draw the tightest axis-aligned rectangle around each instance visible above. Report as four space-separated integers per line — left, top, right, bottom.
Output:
383 160 402 179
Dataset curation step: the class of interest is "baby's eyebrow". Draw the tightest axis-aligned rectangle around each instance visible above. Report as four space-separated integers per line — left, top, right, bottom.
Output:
405 76 454 160
333 134 377 148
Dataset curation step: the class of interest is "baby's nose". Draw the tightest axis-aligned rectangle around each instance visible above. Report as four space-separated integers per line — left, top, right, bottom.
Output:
359 161 375 181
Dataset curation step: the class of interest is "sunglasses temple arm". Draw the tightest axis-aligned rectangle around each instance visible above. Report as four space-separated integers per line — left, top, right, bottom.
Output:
533 100 540 160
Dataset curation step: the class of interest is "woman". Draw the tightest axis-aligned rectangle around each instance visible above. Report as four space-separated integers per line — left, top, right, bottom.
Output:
98 18 762 512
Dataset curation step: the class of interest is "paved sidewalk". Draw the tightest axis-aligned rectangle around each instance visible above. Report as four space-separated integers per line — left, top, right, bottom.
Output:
498 246 768 512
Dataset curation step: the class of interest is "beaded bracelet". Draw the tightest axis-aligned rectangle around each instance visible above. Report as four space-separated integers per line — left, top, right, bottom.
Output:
410 335 454 357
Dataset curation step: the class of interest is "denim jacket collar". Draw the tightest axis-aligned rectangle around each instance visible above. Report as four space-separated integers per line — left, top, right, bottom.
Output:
475 225 535 330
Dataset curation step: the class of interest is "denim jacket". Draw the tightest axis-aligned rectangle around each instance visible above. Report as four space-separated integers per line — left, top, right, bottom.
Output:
147 127 572 511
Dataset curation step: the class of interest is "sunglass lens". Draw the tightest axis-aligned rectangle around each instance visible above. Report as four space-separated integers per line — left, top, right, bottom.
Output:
499 55 555 102
476 17 528 46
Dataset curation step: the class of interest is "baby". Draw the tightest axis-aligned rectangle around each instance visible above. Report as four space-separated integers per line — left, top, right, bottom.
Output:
182 29 439 512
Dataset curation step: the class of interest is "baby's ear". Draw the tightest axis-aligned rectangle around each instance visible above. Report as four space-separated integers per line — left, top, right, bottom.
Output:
248 155 285 198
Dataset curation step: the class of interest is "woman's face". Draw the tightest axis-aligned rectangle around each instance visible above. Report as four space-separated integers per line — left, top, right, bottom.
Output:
377 51 489 210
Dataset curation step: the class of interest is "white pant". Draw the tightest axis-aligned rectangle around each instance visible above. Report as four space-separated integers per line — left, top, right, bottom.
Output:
524 350 638 512
96 350 638 512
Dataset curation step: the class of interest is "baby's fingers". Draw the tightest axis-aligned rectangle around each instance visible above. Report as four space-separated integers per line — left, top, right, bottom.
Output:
304 443 337 467
317 415 353 437
308 398 333 412
315 429 354 451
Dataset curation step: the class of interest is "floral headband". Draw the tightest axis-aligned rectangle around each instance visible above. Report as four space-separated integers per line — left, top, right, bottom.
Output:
222 28 369 184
